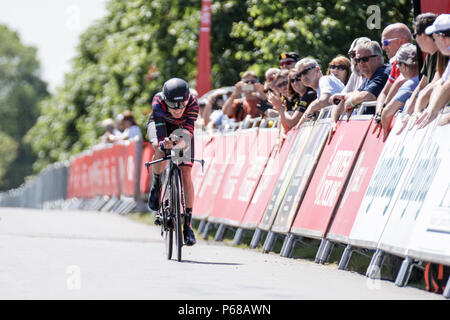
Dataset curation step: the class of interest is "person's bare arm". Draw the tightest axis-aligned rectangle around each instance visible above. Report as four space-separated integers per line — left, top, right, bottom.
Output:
376 81 392 114
416 80 450 129
222 82 242 118
381 99 404 140
384 75 406 106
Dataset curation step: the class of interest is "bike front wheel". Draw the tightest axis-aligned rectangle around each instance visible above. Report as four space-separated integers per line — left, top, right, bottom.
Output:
172 168 183 262
164 224 173 260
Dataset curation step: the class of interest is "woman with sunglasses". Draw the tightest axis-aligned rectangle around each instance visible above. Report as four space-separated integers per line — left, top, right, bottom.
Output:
269 69 317 132
326 55 351 86
147 77 199 246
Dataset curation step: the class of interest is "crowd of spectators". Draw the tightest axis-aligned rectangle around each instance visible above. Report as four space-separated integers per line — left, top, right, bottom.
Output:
100 110 143 144
195 13 450 140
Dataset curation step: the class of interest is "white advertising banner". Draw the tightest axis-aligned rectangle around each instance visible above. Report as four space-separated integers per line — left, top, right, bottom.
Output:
348 116 427 249
407 116 450 265
377 118 439 256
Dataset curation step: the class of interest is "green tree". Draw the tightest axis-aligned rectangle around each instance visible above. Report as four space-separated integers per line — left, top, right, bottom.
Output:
0 25 48 191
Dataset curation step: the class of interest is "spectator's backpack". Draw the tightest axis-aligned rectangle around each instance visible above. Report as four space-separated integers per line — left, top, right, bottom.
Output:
424 262 450 294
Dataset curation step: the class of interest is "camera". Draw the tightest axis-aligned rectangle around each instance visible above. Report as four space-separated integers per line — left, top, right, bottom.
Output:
333 98 342 105
242 84 254 92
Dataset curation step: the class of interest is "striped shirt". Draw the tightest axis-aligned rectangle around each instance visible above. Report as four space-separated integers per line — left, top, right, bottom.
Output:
147 92 199 142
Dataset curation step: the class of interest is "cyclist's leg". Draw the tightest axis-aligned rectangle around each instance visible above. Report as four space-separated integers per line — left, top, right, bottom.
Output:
180 135 196 246
147 121 167 212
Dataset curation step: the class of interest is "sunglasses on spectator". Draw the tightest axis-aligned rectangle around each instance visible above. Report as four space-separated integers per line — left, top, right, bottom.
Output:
433 30 450 38
165 100 188 109
291 74 302 82
381 37 401 46
297 65 316 77
276 80 288 88
329 64 346 70
355 54 378 64
279 60 295 68
243 79 257 84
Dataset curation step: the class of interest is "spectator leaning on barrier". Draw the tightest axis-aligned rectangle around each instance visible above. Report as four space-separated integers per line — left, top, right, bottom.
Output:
375 23 412 116
268 68 317 132
396 13 443 133
415 14 450 128
344 41 391 115
115 110 143 142
279 52 300 70
263 67 280 95
100 118 116 144
114 113 125 135
326 55 351 86
329 37 371 128
296 57 344 126
380 43 419 139
273 69 298 112
222 71 271 122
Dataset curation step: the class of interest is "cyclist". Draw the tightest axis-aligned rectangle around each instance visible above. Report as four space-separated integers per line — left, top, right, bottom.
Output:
147 77 199 246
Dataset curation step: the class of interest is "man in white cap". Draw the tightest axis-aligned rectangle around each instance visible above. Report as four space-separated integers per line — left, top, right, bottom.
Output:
415 14 450 128
380 43 419 139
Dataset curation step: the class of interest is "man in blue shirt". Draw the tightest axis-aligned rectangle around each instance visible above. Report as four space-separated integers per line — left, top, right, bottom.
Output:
343 41 391 114
380 43 419 140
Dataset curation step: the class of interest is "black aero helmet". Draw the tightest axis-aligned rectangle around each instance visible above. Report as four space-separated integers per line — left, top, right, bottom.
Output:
162 78 189 109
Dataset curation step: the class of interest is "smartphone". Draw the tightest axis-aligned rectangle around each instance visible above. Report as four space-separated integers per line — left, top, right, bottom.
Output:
242 84 254 91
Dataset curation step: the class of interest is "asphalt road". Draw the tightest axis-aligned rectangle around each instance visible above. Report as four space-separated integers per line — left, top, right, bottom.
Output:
0 207 445 300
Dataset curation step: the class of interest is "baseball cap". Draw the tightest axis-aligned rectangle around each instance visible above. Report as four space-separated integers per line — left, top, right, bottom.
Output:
280 52 300 63
395 43 417 65
425 14 450 35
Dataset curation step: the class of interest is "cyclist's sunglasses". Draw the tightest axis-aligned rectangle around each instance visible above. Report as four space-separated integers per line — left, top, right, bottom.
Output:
165 99 188 109
355 54 378 64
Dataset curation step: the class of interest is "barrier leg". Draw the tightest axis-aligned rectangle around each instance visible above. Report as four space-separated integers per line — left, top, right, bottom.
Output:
443 276 450 299
233 228 245 246
202 222 212 240
338 245 353 270
395 257 413 287
366 249 384 279
315 239 334 264
197 219 206 234
262 231 277 254
280 234 297 258
250 228 264 249
214 224 227 241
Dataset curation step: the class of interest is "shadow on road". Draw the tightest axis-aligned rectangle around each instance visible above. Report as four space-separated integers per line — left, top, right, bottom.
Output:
180 259 242 266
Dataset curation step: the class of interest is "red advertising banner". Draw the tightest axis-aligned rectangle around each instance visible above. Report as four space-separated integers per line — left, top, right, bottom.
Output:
192 134 215 196
194 133 238 219
239 128 298 229
195 0 212 96
139 142 154 195
107 143 120 197
326 119 385 243
207 128 259 225
290 118 372 239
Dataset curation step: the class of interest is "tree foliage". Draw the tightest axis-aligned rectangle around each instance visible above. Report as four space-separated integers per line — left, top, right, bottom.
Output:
0 25 48 191
26 0 413 172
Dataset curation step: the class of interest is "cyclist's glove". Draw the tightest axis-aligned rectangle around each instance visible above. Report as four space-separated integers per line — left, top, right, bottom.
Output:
158 140 166 151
